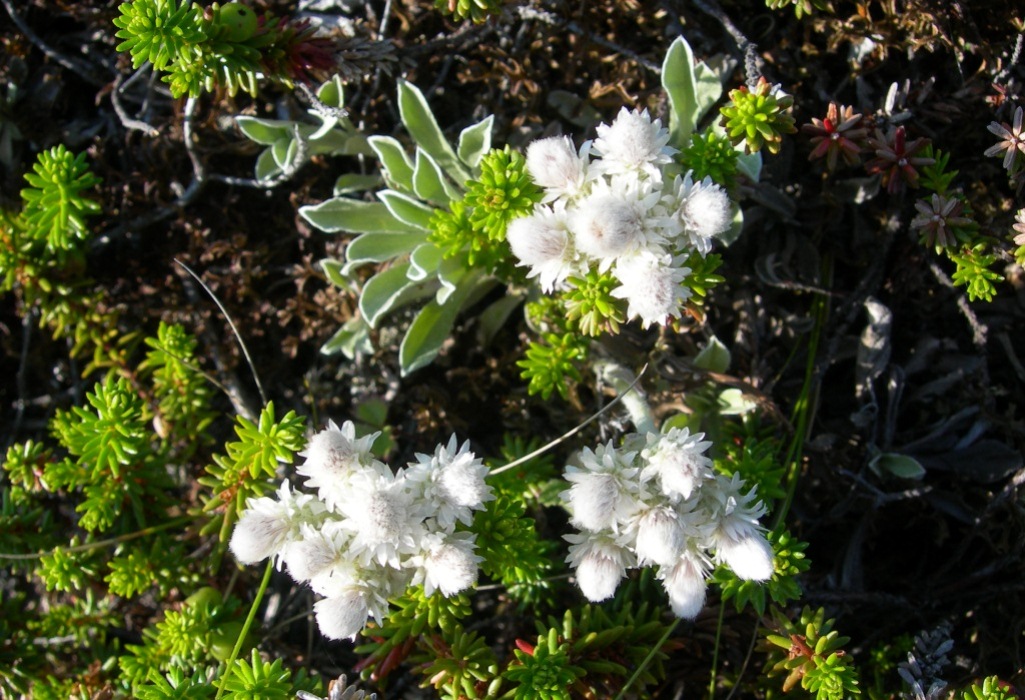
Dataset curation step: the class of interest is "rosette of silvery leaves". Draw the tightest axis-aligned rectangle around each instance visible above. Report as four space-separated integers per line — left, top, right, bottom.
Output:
507 107 735 328
229 421 493 640
561 427 773 619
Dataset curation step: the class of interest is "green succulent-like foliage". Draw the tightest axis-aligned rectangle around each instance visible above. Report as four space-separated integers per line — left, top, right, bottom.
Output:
962 676 1018 700
428 146 540 276
418 627 499 700
48 375 175 532
714 424 787 504
221 650 319 699
106 539 194 598
720 78 797 155
429 199 476 259
563 269 626 337
354 587 472 681
681 129 740 189
432 0 505 23
504 626 585 700
139 321 217 455
0 147 123 369
37 539 100 592
712 529 810 615
136 666 217 699
119 587 250 689
517 330 588 400
764 606 861 700
113 0 206 70
19 145 101 253
199 402 306 545
488 433 559 506
919 146 959 195
949 244 1001 302
470 491 556 607
13 593 121 698
765 0 833 17
517 600 672 696
464 147 541 256
114 0 303 97
681 252 724 307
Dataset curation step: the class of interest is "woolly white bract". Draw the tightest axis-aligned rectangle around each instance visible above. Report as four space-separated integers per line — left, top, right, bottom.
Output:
511 108 737 328
230 422 493 641
561 428 773 619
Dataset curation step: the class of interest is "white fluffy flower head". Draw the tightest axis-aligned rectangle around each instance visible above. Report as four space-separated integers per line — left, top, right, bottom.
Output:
230 480 325 566
592 108 675 180
569 192 645 261
406 435 493 530
657 548 710 619
565 532 636 602
336 469 421 567
506 204 578 292
526 135 590 200
631 504 685 567
670 173 733 253
707 473 773 580
611 252 691 328
410 531 482 597
298 420 385 512
563 442 642 533
641 427 714 502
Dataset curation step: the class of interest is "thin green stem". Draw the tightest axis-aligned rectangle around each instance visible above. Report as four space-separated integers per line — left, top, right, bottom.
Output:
708 602 727 700
614 617 680 700
772 291 828 531
0 514 193 560
216 559 274 699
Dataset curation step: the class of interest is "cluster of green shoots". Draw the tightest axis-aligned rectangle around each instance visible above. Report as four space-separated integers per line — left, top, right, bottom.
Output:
113 0 337 97
0 145 127 370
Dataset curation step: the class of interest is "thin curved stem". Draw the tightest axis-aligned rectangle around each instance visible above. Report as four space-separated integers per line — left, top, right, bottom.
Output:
488 363 648 477
614 617 681 700
0 515 193 560
216 559 275 699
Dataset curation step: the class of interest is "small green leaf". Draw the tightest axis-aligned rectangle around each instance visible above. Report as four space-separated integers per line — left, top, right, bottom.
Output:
718 388 758 416
254 148 281 181
360 264 438 327
343 232 427 275
871 453 926 480
736 148 763 182
409 243 444 281
271 137 296 169
662 37 700 147
316 75 345 108
694 335 731 373
369 135 415 192
457 115 494 169
334 173 382 196
377 189 435 230
322 316 373 358
235 116 291 145
320 259 359 295
300 198 423 234
399 272 484 375
412 148 460 204
397 79 471 185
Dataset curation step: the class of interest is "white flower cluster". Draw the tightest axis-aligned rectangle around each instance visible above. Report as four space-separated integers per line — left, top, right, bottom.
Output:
229 421 493 640
561 428 773 619
508 108 735 328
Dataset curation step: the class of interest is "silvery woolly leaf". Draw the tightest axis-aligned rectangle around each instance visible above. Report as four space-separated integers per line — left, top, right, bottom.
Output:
856 297 892 400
